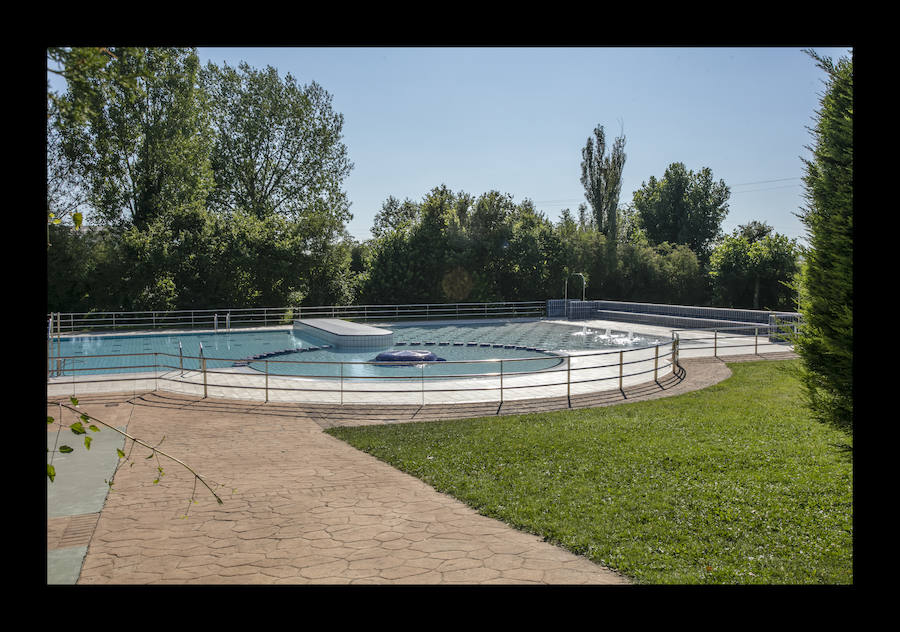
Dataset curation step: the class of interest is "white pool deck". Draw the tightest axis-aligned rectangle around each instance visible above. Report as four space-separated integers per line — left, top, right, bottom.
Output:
46 318 795 405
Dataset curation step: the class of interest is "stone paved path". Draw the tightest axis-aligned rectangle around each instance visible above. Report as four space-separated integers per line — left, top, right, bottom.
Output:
48 354 795 584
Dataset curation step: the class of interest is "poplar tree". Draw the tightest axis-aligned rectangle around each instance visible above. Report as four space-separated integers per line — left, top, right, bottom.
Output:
580 125 626 273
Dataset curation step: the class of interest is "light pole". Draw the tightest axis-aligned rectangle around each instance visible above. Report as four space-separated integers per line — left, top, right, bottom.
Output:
564 272 586 320
574 273 586 301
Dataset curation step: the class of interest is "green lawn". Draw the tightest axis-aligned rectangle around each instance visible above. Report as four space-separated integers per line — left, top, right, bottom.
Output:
325 360 852 584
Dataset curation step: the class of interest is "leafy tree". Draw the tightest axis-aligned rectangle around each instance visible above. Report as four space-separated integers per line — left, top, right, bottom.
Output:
709 227 801 310
46 47 149 238
580 125 626 268
55 47 214 230
631 162 730 265
47 107 88 244
464 191 516 301
47 47 148 129
497 201 564 301
202 61 353 226
791 50 853 431
614 240 706 305
201 61 355 308
736 220 775 243
371 196 421 239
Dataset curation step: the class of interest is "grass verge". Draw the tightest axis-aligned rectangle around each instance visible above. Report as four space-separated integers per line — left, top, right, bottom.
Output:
325 359 852 584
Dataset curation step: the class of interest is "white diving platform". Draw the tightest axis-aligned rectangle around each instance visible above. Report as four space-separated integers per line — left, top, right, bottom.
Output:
293 318 393 349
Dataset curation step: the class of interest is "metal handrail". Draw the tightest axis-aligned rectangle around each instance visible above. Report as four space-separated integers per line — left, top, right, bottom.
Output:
45 301 547 334
672 321 798 359
48 338 677 406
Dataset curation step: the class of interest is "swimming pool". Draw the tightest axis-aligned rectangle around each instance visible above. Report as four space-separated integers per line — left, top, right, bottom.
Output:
49 319 667 379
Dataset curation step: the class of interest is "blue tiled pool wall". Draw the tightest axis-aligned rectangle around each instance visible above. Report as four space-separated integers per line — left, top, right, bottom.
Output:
547 299 800 342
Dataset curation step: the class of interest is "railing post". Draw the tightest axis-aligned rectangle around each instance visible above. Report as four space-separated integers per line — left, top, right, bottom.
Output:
340 363 344 405
56 312 62 376
48 314 52 378
499 360 504 406
613 350 620 392
265 359 269 403
654 344 659 382
200 345 207 399
179 341 184 376
754 327 758 355
713 329 718 358
421 364 425 405
567 355 572 407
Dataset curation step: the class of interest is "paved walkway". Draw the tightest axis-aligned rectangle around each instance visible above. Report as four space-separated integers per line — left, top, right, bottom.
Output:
47 352 796 585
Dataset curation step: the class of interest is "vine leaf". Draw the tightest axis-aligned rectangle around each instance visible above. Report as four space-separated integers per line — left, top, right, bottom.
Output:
59 445 74 454
70 422 86 435
84 435 92 450
47 464 56 482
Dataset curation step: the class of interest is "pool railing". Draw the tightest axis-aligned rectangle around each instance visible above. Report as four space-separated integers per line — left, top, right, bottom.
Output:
45 301 547 335
47 338 681 407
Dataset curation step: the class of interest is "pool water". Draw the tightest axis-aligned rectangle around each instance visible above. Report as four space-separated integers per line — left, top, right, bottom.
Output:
50 320 664 378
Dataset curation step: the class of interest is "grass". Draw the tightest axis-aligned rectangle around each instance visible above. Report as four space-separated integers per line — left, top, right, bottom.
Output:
325 359 853 584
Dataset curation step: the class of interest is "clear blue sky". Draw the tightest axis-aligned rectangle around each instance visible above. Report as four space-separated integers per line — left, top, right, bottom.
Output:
53 47 854 244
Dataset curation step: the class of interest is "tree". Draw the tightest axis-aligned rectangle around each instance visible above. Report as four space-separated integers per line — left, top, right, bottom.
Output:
202 61 353 228
55 47 214 230
631 162 730 265
709 226 801 310
201 61 355 309
791 50 853 431
580 125 626 269
47 47 150 239
47 106 88 245
371 196 420 239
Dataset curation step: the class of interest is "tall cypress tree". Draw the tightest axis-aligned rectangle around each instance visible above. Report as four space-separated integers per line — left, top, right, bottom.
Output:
793 49 853 431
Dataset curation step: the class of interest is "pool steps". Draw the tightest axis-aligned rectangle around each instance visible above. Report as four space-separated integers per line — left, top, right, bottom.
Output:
233 344 333 366
234 340 554 367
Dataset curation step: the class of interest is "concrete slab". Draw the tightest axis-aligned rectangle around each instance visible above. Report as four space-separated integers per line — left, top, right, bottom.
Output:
47 422 127 518
293 318 393 348
47 546 88 585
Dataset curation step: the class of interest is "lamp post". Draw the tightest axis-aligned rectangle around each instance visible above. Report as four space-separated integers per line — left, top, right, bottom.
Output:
564 272 587 320
574 273 586 301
